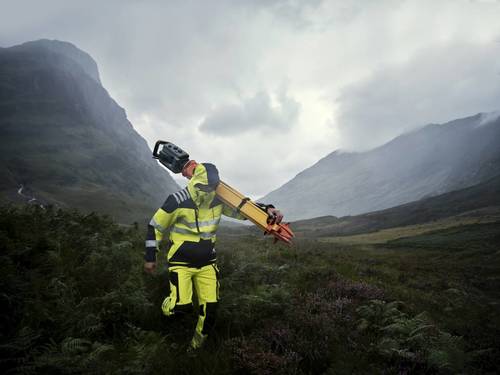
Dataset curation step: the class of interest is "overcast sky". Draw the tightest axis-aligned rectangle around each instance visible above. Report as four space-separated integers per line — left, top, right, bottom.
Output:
2 0 500 197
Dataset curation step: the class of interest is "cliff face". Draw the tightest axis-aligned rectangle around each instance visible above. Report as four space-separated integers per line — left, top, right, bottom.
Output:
0 39 178 222
262 112 500 220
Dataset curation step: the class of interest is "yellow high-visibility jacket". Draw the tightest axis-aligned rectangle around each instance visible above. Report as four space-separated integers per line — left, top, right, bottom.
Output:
145 163 262 268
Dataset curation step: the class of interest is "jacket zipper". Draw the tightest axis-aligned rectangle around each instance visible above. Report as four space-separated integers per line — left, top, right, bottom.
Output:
194 207 201 233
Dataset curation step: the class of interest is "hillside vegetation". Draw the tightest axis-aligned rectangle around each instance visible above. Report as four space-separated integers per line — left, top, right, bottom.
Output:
1 204 499 374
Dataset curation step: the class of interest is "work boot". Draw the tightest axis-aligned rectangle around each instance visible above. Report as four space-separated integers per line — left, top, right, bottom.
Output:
190 330 208 351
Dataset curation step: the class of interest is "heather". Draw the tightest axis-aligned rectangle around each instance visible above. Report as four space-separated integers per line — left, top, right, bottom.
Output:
1 205 498 374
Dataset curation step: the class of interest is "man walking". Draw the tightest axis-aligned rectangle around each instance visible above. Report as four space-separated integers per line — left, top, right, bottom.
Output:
144 163 282 350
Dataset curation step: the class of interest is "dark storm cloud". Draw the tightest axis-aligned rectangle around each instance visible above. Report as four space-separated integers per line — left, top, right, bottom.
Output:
335 42 500 151
199 89 300 136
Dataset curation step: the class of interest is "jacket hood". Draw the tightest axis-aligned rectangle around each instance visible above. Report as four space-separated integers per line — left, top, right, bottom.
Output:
187 163 220 207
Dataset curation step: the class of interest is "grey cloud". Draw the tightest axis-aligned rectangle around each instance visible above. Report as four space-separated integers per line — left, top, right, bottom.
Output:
199 90 300 136
335 42 500 151
2 1 500 197
479 110 500 126
0 1 274 125
241 0 326 29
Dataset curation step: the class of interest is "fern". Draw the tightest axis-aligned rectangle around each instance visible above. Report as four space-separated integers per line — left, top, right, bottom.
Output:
61 337 92 355
356 299 465 371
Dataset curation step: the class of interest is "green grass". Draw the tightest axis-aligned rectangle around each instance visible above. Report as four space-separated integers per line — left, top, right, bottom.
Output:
1 205 499 374
319 214 500 245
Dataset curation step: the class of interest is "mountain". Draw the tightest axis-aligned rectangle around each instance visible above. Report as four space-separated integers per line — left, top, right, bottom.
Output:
291 173 500 238
262 112 500 220
0 39 178 222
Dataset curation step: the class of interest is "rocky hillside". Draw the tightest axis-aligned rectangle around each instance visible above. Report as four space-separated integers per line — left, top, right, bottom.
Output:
0 39 178 222
262 112 500 220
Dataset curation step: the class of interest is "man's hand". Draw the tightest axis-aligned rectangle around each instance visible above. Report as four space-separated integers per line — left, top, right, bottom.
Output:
144 261 157 274
266 207 283 225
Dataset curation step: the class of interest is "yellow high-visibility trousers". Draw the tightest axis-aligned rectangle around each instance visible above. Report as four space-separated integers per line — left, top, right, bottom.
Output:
162 264 219 349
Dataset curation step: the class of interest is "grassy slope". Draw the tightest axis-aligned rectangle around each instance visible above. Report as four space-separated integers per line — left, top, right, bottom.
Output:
254 224 498 368
292 174 500 237
319 207 500 244
2 205 499 374
202 219 500 373
3 174 498 374
0 110 162 224
202 178 500 372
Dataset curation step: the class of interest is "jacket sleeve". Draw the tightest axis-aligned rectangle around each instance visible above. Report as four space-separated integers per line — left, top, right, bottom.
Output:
144 195 179 262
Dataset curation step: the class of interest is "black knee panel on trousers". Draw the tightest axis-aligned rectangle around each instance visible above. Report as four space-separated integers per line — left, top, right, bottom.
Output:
174 303 193 315
201 302 218 335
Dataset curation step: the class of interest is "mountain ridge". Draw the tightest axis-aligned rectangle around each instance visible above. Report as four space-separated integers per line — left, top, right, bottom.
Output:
0 39 178 222
262 111 500 220
0 39 102 84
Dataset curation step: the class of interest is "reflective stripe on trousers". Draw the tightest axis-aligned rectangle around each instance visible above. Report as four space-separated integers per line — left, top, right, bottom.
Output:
170 226 216 239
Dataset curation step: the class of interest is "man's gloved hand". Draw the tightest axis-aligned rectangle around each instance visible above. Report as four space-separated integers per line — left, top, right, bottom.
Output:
266 207 283 225
144 261 157 274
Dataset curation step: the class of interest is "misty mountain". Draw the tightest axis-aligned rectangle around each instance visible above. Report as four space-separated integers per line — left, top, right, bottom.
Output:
262 112 500 220
0 39 178 222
